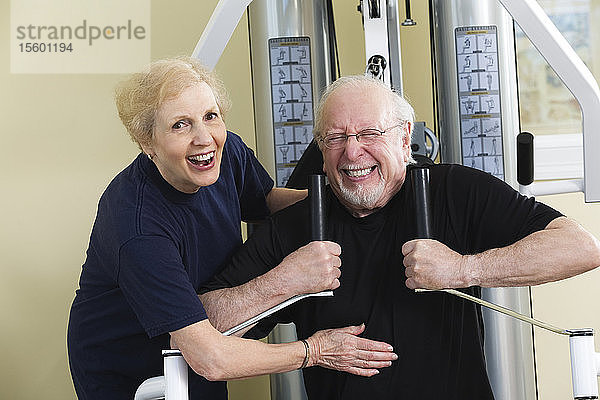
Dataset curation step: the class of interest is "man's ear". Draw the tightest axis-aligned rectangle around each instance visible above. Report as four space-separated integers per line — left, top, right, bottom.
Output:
402 122 412 163
403 122 412 147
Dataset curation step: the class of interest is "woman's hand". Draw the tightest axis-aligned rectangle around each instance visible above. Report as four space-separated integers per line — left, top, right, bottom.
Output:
305 324 397 376
276 241 342 295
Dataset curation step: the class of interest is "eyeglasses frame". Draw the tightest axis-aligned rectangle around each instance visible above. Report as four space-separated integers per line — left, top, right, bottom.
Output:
319 122 406 150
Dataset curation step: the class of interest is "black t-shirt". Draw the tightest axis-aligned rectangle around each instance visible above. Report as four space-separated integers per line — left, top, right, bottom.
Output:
202 164 562 400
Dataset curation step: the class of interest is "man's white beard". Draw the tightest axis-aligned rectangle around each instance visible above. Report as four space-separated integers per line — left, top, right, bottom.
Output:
338 177 385 210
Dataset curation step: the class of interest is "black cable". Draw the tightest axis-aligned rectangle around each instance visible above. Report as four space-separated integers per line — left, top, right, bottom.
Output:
325 0 340 81
402 0 417 26
512 21 524 146
428 0 440 153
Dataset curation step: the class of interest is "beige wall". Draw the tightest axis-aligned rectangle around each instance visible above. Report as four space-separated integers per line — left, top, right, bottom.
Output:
531 193 600 400
2 0 599 399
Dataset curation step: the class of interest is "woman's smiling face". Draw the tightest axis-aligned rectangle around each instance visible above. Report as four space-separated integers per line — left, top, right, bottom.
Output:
144 81 227 193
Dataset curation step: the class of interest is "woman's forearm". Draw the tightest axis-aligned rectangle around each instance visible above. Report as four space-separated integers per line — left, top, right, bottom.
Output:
172 320 306 380
266 187 307 214
171 320 397 381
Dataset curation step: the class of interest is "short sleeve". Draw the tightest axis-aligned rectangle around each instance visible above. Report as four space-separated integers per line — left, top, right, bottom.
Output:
227 132 274 221
198 219 282 293
198 211 301 339
118 235 207 337
440 165 563 253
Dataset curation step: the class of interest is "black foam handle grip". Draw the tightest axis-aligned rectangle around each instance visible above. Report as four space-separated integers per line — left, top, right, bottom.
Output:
309 174 327 241
517 132 534 186
411 167 432 239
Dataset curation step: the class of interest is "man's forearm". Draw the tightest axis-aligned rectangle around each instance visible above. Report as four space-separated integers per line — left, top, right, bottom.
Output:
466 217 600 287
199 269 295 334
200 241 342 333
404 217 600 290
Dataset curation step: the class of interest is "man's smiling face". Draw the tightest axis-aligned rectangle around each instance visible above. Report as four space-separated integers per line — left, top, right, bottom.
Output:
320 83 411 217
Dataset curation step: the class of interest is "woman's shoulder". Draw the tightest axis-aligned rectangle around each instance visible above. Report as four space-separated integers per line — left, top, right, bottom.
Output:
226 130 244 144
97 155 171 235
101 155 147 202
223 131 261 161
224 131 248 153
219 131 245 169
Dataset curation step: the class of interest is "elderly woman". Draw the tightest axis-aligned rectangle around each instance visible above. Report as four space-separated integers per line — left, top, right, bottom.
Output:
67 57 396 400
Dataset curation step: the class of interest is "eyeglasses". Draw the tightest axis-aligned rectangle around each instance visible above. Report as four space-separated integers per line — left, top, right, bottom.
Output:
319 123 404 150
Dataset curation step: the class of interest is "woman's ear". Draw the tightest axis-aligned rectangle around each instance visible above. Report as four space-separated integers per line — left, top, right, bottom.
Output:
140 143 154 160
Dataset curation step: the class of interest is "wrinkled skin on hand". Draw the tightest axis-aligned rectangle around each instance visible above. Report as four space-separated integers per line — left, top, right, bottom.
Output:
306 324 397 376
277 240 342 294
401 239 469 290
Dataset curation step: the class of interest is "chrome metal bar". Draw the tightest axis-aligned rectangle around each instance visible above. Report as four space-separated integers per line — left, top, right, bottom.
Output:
222 291 334 336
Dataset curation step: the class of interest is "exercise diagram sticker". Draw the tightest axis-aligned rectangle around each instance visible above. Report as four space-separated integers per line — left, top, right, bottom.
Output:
269 36 314 187
455 25 504 180
10 0 150 73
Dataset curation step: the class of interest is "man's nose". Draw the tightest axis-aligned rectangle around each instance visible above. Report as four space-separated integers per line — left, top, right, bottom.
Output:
343 135 363 159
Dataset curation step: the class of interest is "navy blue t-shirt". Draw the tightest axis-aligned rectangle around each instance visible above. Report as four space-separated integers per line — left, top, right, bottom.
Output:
67 132 273 400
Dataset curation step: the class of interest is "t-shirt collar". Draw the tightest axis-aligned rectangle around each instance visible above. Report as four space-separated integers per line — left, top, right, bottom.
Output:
138 153 198 204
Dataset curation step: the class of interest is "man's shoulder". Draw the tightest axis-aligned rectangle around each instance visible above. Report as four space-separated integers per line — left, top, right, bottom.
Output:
427 163 507 189
428 163 489 178
270 195 310 224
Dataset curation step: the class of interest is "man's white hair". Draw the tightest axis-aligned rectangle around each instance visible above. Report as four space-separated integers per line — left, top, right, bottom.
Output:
313 75 416 163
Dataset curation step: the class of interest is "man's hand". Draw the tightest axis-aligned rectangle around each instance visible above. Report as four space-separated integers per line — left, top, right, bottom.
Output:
401 239 471 290
275 241 342 295
306 324 397 376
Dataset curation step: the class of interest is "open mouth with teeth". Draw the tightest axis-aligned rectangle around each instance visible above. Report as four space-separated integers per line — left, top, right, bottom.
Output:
187 151 215 167
343 166 377 178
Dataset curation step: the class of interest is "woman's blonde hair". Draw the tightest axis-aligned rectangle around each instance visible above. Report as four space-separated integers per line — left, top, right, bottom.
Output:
115 57 231 149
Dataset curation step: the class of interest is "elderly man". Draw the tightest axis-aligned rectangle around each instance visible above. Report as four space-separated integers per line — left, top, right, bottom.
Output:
199 75 600 399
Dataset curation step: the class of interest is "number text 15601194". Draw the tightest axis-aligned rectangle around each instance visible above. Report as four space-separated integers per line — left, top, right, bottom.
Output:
18 42 73 53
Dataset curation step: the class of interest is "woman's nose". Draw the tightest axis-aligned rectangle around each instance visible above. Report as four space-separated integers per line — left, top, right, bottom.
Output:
191 125 214 146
